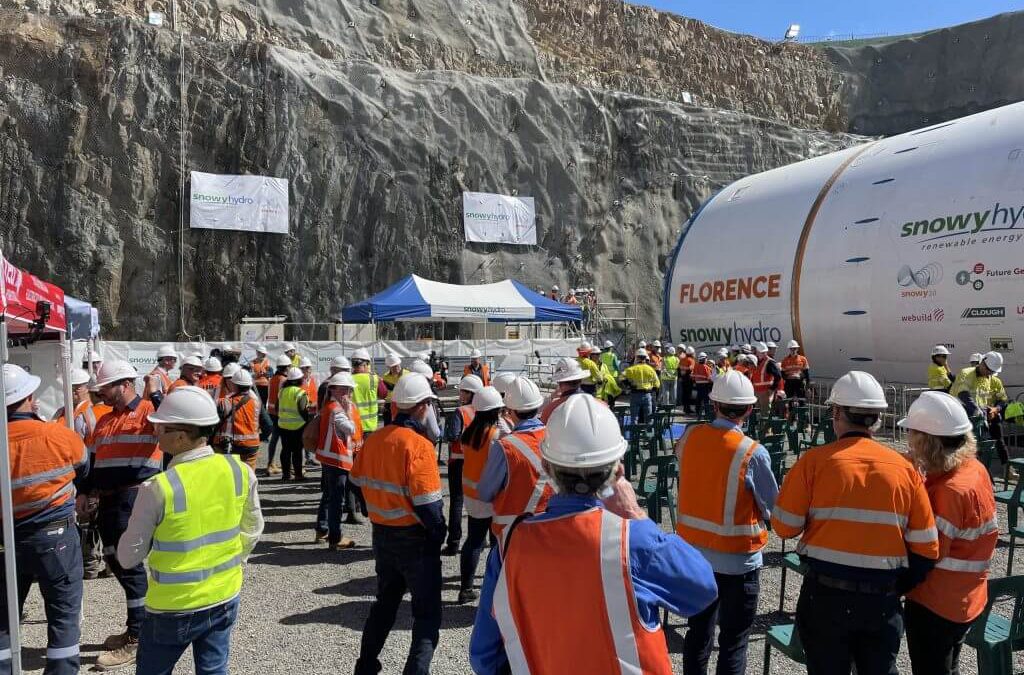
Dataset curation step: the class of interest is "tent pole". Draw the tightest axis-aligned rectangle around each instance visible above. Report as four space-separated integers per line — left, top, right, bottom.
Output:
60 332 73 430
0 320 23 674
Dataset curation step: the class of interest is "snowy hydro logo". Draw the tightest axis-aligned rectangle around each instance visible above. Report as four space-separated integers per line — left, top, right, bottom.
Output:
191 192 255 206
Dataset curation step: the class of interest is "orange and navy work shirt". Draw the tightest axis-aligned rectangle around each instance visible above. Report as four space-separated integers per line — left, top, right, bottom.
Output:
251 358 272 387
8 414 89 526
85 396 162 491
781 354 809 379
772 433 939 576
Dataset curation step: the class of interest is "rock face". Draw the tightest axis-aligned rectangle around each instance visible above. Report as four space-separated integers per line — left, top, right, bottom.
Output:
0 1 914 339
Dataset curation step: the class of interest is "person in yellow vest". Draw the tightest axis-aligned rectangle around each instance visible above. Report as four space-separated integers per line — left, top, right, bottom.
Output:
660 345 679 406
928 345 954 392
277 367 311 482
352 348 385 435
619 348 660 424
381 353 409 425
575 342 603 396
117 386 263 674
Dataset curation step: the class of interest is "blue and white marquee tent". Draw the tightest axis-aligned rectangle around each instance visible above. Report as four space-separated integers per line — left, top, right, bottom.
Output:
341 274 582 323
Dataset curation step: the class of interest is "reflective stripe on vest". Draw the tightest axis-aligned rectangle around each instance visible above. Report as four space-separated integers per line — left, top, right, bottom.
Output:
492 434 549 526
449 406 475 460
677 433 764 537
316 401 354 470
277 386 306 430
353 373 380 432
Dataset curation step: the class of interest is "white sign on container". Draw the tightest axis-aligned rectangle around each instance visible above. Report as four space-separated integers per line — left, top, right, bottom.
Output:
190 171 290 234
463 192 536 245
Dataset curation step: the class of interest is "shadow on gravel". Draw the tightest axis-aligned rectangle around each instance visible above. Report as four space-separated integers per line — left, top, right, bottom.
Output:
261 519 319 535
280 599 479 629
249 547 375 567
313 576 378 597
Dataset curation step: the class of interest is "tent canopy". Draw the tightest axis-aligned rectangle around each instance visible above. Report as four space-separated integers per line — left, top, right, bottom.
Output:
1 254 66 333
340 275 582 324
65 296 100 340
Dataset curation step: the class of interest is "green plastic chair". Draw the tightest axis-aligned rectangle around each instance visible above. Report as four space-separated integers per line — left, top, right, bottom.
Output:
622 423 655 479
798 417 833 456
786 405 810 454
762 622 806 674
636 454 678 527
778 548 808 612
966 575 1024 674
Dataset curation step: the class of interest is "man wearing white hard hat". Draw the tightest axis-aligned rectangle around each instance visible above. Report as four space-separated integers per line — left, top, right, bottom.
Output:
276 367 311 482
118 386 262 674
313 372 363 550
263 354 294 476
83 349 104 374
750 341 785 416
766 341 778 360
249 344 272 408
470 395 716 673
213 369 262 471
351 373 446 675
198 357 223 401
540 357 588 424
380 354 409 425
84 360 165 669
442 375 484 556
692 351 714 418
1 364 90 674
676 371 779 675
660 345 679 406
464 349 490 387
969 353 982 367
298 358 320 468
773 371 939 675
54 368 98 440
928 345 954 392
316 355 354 411
599 340 620 377
899 391 996 675
351 348 386 435
950 350 1010 470
143 344 178 407
282 342 300 368
781 340 810 401
619 348 660 424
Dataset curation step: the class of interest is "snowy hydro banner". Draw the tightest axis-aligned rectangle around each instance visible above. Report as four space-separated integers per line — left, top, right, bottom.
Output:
190 171 290 234
463 191 537 245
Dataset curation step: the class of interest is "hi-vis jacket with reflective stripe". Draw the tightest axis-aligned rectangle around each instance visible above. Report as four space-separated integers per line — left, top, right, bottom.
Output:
675 424 769 553
198 373 222 401
8 417 88 523
493 507 673 674
86 397 162 490
353 372 381 433
144 367 173 400
449 406 475 461
267 373 286 415
772 434 939 571
463 425 501 518
55 399 100 442
907 458 997 623
692 362 713 384
316 400 363 470
147 453 249 611
350 423 443 527
490 429 552 537
277 385 308 431
250 358 272 387
216 392 262 451
750 358 783 394
927 364 954 391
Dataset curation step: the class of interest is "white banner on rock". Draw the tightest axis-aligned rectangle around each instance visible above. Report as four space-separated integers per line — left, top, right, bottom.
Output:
463 191 536 245
190 171 289 234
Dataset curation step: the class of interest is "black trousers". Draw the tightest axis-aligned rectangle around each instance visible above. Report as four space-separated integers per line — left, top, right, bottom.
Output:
796 577 902 675
446 459 464 548
678 375 694 412
695 383 713 419
784 378 807 400
459 516 495 591
683 569 759 675
905 600 972 675
97 489 148 636
278 427 305 479
355 526 441 675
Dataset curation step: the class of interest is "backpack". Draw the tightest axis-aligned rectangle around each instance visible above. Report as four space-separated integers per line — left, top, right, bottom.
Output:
302 412 322 451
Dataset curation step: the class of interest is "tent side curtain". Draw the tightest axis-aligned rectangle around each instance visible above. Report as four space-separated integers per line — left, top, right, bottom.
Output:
65 296 100 340
340 275 582 324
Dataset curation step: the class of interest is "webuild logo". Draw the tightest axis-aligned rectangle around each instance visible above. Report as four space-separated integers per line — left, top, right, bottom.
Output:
900 308 944 323
678 321 782 346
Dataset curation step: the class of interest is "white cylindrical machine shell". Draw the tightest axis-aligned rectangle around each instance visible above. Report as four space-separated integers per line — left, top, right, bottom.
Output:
665 102 1024 387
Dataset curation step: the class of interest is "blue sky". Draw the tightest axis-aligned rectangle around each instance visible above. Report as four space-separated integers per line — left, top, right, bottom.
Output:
634 1 1024 41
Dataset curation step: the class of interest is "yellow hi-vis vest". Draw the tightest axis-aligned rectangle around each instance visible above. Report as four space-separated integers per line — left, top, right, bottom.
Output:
147 453 248 611
277 385 307 431
381 369 409 402
353 372 381 433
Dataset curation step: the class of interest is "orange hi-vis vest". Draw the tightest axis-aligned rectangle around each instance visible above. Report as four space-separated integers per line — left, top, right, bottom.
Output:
781 354 809 380
145 367 173 398
494 507 672 674
198 373 222 400
56 399 99 441
679 356 695 375
491 428 552 536
675 424 768 553
316 400 364 470
351 424 443 527
449 406 475 461
267 373 286 415
907 458 997 623
463 426 500 516
692 362 713 384
217 392 261 452
9 418 88 521
167 378 189 395
88 398 163 476
734 363 751 378
772 435 939 570
251 358 272 387
464 363 490 386
302 377 318 409
750 358 781 394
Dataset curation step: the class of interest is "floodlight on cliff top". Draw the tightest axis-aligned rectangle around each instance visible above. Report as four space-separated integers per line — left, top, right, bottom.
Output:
784 24 800 42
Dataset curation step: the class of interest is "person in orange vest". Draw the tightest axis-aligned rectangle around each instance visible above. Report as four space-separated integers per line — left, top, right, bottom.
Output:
313 372 363 550
469 394 717 674
249 344 272 404
298 358 320 468
899 392 997 675
351 374 445 675
676 371 779 675
217 363 241 401
692 352 714 419
316 356 352 408
476 377 551 538
749 342 784 415
0 365 90 674
458 386 505 604
732 353 753 379
443 374 484 556
539 357 588 424
142 344 177 407
214 369 262 471
264 354 293 476
464 349 490 386
780 339 810 400
676 344 695 414
649 340 664 373
82 360 165 670
548 284 560 301
82 378 113 578
168 355 203 394
54 368 97 439
197 357 223 400
772 371 939 675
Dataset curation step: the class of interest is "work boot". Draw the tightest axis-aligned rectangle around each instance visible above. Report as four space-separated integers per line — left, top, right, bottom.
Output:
102 630 130 650
96 634 138 670
457 588 479 604
315 530 328 542
344 512 364 525
267 462 281 475
328 537 356 551
441 543 459 557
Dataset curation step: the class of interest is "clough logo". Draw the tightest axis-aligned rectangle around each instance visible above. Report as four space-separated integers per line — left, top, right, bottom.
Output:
961 306 1005 319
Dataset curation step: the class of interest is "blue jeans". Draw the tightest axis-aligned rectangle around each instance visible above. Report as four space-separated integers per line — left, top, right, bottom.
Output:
137 596 239 675
316 466 349 543
630 391 653 424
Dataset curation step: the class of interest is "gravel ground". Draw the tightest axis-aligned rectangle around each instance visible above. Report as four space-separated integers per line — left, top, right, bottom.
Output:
12 436 1024 674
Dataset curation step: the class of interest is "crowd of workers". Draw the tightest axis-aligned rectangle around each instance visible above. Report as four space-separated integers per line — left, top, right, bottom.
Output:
0 335 1017 675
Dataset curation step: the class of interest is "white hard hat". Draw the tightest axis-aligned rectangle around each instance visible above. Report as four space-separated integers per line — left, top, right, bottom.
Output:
711 370 757 405
419 351 431 362
638 340 647 348
156 344 177 359
553 357 587 383
931 345 950 356
788 340 800 349
459 374 484 393
231 369 253 387
603 340 614 349
393 373 438 408
667 346 676 355
223 344 240 353
635 348 649 359
148 386 220 426
741 343 752 353
577 341 593 353
221 363 241 379
827 371 888 410
351 348 371 362
697 352 707 360
652 340 662 347
470 349 483 359
754 342 768 353
285 367 304 381
283 343 297 352
552 284 559 291
203 357 223 373
68 368 92 386
982 351 1003 374
970 353 983 364
95 360 139 387
88 350 103 363
299 357 313 369
326 371 356 389
505 376 544 412
677 343 686 350
472 386 504 412
190 351 203 359
492 372 518 395
747 354 759 364
410 361 433 377
4 364 40 406
898 391 972 437
331 356 352 370
384 353 402 368
275 354 293 367
541 394 626 469
255 344 267 354
686 346 695 355
182 355 204 368
766 341 777 349
716 348 729 357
